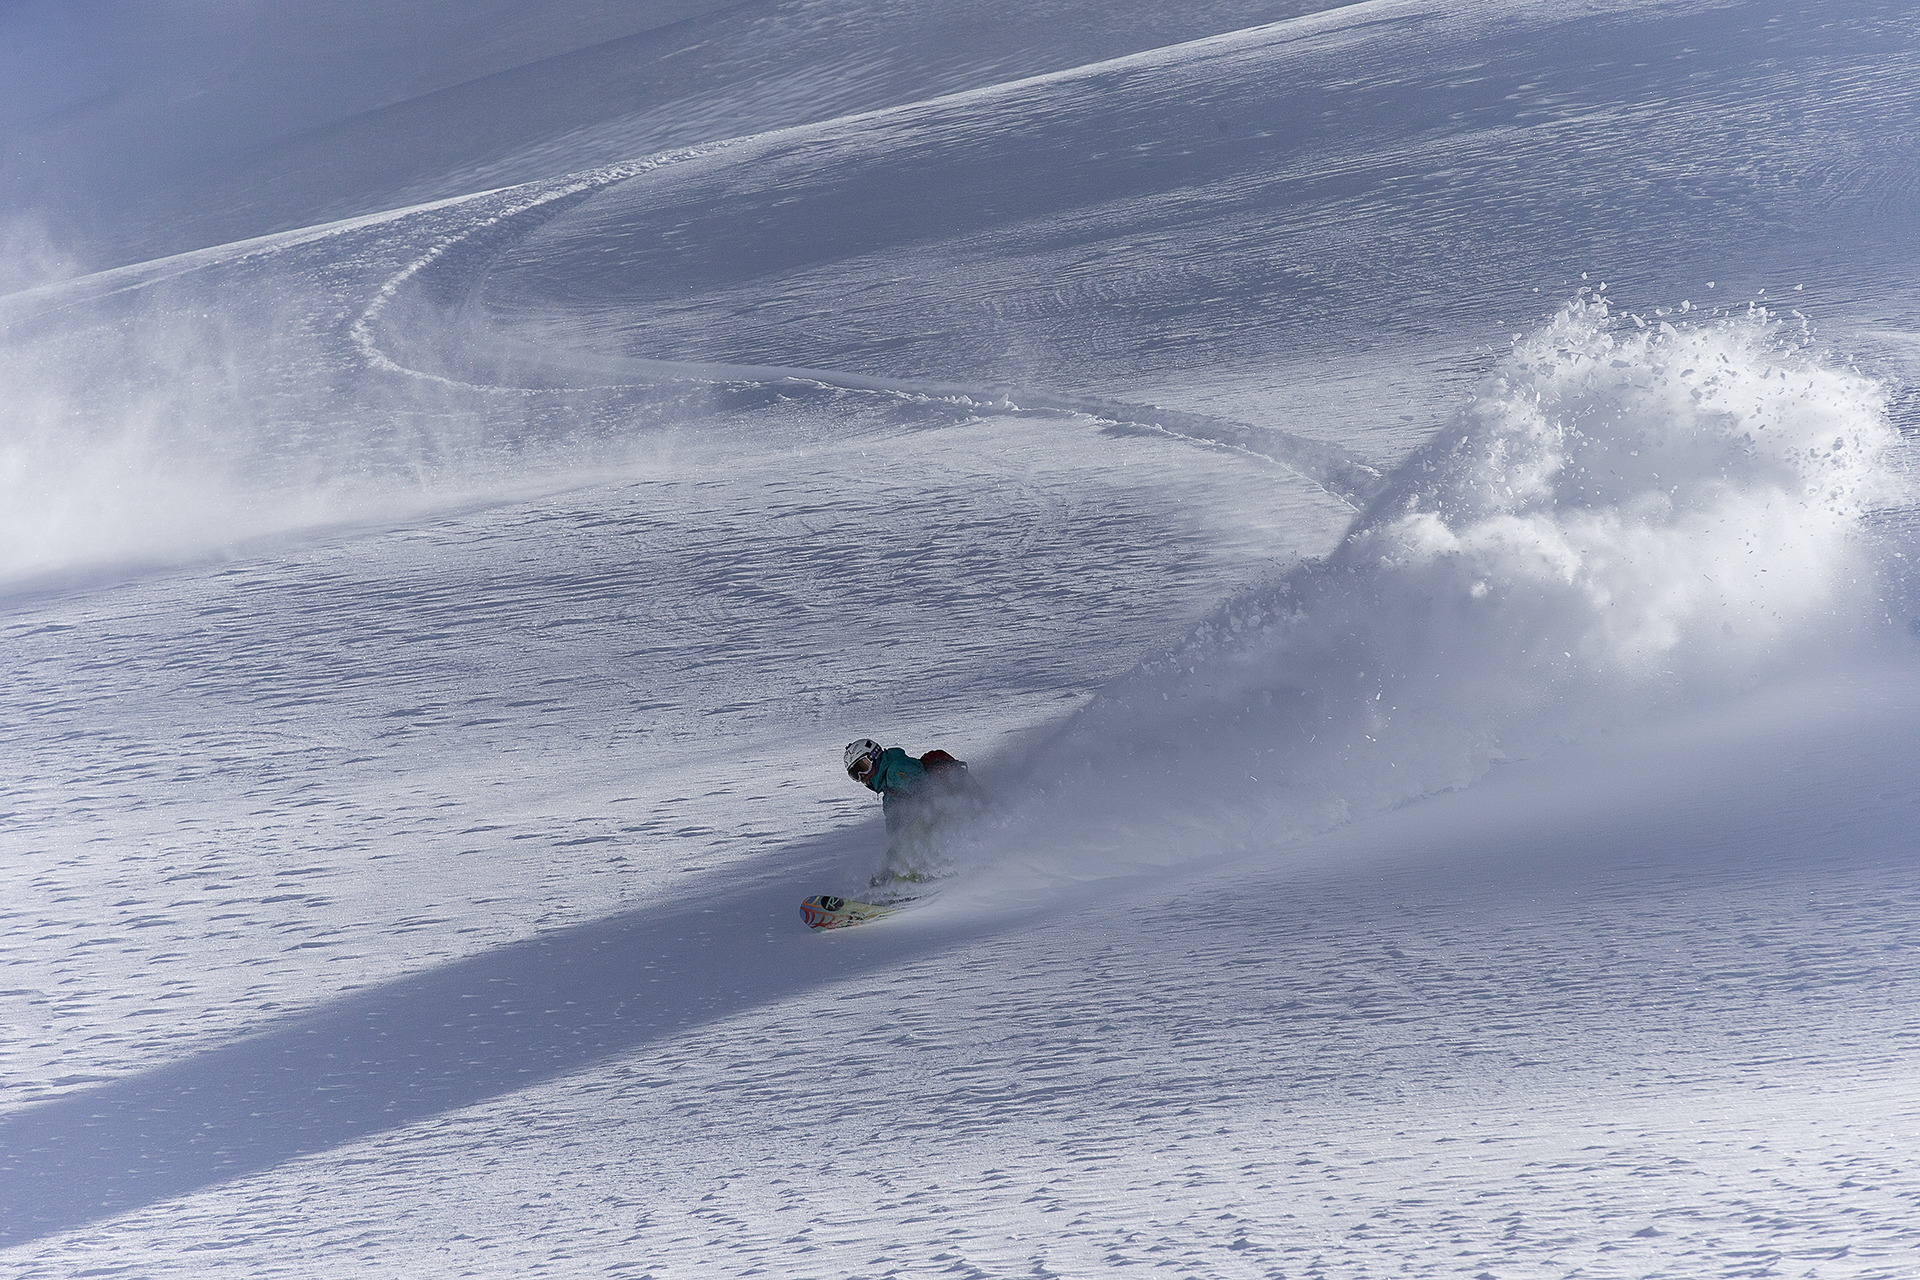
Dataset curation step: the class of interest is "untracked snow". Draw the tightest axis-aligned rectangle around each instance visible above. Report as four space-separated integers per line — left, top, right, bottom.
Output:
2 0 1919 1276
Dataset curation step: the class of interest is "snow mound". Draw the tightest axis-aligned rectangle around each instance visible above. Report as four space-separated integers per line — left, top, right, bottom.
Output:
997 298 1902 870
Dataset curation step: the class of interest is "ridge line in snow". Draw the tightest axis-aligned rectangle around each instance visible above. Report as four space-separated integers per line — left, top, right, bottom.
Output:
613 0 1718 166
2 0 1426 306
0 189 504 319
6 0 1707 307
5 0 1443 308
670 0 1446 157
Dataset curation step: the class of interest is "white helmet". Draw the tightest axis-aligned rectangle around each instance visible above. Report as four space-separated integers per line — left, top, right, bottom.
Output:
844 739 882 780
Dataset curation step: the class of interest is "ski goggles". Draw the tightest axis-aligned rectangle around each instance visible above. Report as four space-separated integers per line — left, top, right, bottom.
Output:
847 751 879 781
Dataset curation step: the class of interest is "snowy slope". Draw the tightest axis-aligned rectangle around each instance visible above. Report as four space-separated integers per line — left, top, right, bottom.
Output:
1 0 1345 270
8 673 1920 1275
3 0 1919 1275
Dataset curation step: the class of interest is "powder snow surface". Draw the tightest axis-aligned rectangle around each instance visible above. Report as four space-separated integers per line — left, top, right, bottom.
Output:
3 1 1919 1276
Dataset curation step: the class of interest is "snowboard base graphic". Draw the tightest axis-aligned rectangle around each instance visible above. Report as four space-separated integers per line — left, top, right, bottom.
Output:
800 894 899 930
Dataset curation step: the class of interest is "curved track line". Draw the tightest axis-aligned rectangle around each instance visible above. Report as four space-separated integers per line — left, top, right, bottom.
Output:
347 181 1383 508
346 147 721 390
335 12 1425 507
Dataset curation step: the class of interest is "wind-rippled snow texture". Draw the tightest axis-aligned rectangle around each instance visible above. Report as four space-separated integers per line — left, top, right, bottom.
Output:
1019 301 1900 862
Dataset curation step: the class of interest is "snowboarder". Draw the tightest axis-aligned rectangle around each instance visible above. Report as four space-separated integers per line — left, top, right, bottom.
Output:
844 739 978 883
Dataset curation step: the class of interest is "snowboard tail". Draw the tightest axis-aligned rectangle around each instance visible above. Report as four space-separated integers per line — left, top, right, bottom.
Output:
801 894 898 930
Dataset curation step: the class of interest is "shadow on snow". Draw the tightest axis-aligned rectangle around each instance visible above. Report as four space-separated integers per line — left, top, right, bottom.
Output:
0 827 970 1247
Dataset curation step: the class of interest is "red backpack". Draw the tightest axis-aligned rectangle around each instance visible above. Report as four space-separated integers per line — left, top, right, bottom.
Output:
919 749 966 775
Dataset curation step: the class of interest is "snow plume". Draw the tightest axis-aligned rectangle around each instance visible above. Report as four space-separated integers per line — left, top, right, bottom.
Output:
1012 298 1901 865
0 218 81 297
0 286 347 586
0 260 608 589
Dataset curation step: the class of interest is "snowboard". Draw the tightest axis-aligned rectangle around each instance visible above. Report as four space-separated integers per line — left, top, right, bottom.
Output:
800 894 899 930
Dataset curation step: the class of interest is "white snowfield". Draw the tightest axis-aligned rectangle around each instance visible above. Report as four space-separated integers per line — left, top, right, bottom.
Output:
2 0 1918 1276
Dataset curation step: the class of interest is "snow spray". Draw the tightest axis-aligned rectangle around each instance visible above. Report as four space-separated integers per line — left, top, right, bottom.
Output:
1012 297 1903 861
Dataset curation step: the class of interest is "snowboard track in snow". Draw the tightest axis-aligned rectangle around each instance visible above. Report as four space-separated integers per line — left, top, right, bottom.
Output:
343 149 1387 511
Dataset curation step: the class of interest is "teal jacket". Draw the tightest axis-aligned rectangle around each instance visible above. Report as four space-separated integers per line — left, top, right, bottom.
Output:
862 747 928 803
862 748 973 850
865 748 933 837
